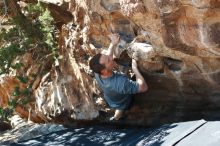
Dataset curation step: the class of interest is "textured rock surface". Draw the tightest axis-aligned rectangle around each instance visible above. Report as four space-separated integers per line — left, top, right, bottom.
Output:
0 115 66 145
0 0 220 126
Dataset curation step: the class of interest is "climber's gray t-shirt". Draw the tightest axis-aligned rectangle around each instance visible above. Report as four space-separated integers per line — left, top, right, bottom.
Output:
95 72 139 110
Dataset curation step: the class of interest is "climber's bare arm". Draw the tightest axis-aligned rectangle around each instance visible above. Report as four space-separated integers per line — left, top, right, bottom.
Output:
105 33 120 59
132 59 148 93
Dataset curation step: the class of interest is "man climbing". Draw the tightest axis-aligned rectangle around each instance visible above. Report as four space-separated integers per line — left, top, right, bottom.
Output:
89 33 148 121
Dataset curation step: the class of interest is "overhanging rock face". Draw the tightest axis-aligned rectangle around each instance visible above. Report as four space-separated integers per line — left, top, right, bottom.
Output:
0 0 220 125
56 0 220 125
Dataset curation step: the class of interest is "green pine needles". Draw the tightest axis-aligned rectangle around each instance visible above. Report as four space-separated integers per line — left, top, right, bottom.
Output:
0 2 59 121
0 2 59 74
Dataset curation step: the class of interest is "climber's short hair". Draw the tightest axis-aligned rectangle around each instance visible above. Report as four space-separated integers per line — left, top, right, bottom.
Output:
89 53 105 74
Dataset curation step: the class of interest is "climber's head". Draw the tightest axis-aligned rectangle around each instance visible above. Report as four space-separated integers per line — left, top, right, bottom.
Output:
89 53 115 75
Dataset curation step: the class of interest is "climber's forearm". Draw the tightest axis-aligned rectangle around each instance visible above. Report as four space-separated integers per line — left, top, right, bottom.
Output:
106 43 117 59
132 66 148 93
106 34 120 58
